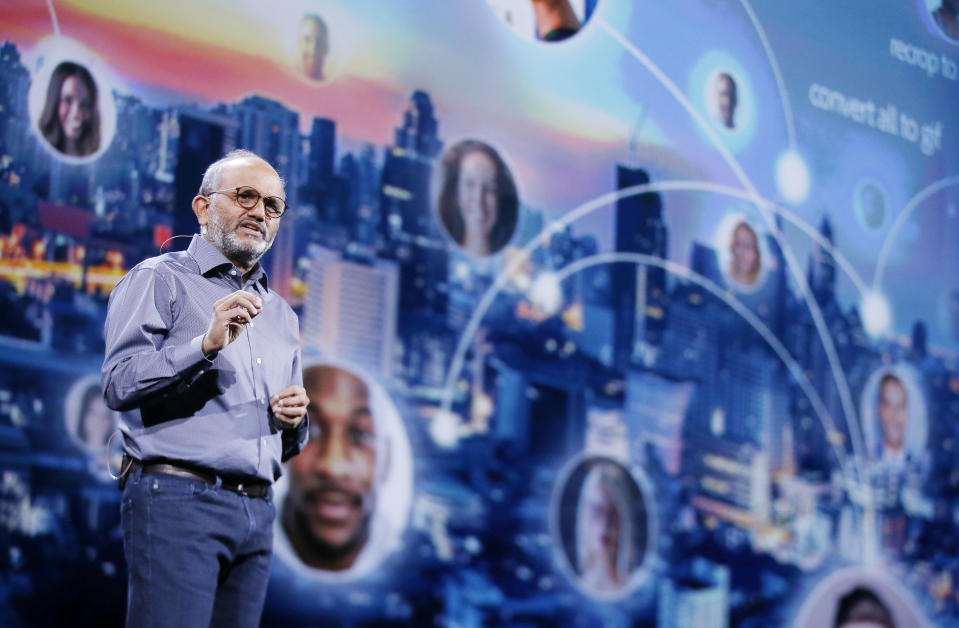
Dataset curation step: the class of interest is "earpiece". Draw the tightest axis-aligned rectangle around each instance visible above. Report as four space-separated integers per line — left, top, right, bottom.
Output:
158 234 199 252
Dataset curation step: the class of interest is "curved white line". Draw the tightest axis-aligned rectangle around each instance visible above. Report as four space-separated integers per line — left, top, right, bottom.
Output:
554 252 850 472
46 0 60 36
440 181 867 481
595 17 866 477
689 182 868 295
737 0 796 148
873 175 959 290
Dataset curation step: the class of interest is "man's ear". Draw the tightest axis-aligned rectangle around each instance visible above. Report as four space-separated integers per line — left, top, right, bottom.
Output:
192 194 210 229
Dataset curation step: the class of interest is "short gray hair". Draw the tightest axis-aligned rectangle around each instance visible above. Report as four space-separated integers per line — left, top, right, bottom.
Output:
198 149 283 197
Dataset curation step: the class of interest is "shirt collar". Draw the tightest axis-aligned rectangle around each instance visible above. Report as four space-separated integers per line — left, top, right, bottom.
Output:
187 234 269 290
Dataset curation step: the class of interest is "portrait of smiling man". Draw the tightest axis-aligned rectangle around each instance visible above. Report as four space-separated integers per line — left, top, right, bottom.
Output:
102 149 309 628
281 364 390 573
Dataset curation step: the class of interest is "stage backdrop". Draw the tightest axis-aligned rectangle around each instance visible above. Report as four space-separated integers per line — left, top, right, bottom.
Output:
1 1 958 626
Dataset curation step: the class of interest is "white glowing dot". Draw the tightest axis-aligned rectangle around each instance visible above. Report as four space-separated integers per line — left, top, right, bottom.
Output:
512 271 532 291
861 290 892 337
429 411 460 448
530 272 562 316
453 261 471 282
775 150 810 205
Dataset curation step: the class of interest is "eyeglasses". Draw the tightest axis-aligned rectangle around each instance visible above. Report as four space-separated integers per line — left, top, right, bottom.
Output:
208 186 288 218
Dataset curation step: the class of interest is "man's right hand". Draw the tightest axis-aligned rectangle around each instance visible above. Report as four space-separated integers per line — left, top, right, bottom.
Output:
202 290 263 356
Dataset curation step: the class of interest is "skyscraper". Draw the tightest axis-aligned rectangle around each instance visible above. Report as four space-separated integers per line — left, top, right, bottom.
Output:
379 91 447 319
658 559 730 628
230 96 302 297
171 108 236 251
302 246 399 380
808 216 836 306
613 165 667 368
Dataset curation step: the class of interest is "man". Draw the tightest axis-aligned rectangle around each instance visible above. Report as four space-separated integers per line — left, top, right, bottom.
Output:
715 72 738 130
281 365 386 572
297 13 329 81
101 149 308 627
530 0 581 42
876 373 908 466
933 0 959 42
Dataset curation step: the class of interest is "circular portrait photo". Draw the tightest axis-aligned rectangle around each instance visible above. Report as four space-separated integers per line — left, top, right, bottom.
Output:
27 42 117 163
689 52 757 153
273 361 413 581
64 374 119 480
293 12 332 82
794 566 927 627
854 178 890 234
551 455 653 599
925 0 959 43
714 212 771 293
712 72 739 131
435 139 520 258
485 0 599 44
859 364 928 471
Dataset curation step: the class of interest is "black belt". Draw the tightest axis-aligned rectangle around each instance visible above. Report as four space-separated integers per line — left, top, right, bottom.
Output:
128 458 271 498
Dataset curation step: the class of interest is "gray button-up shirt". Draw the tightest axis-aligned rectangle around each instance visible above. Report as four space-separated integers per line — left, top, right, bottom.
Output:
101 235 308 482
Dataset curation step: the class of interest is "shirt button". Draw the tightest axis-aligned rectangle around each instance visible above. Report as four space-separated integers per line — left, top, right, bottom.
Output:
256 357 262 365
260 398 266 405
199 369 205 375
230 269 237 276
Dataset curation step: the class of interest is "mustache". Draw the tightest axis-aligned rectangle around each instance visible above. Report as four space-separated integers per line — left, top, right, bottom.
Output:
237 219 265 235
302 479 368 506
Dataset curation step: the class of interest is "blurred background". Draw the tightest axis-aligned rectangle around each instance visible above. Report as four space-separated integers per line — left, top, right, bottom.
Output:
0 1 958 626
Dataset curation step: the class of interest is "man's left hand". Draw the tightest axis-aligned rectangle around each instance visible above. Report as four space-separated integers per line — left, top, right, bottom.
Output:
271 385 307 429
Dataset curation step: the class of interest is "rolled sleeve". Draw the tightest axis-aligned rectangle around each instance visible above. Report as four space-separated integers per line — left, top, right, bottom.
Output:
101 267 211 411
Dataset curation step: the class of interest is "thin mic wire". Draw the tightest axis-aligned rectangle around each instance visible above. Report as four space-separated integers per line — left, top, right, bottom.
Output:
158 233 196 252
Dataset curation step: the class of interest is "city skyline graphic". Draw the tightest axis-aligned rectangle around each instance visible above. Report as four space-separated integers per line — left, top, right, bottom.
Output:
0 1 958 626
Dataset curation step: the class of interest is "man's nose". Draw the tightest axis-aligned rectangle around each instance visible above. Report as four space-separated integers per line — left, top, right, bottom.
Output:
315 436 351 476
247 199 266 221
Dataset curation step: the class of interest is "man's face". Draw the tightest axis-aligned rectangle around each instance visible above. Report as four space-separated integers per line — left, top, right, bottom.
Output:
877 378 908 453
287 367 377 566
298 17 329 80
716 75 737 129
204 158 283 269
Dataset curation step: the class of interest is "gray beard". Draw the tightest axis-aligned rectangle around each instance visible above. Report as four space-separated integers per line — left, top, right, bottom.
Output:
207 211 271 269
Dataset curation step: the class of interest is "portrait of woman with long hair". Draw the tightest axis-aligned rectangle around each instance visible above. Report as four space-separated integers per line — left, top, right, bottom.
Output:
38 61 101 158
437 139 519 257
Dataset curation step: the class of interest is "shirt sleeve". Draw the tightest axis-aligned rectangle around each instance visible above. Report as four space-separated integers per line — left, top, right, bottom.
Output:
101 266 212 412
280 323 309 462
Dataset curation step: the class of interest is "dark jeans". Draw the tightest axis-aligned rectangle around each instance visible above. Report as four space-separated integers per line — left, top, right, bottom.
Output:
120 466 274 628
